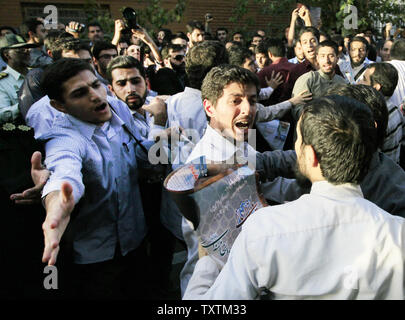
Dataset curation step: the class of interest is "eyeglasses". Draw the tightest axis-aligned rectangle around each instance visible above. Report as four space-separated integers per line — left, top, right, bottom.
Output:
99 54 117 60
172 54 185 61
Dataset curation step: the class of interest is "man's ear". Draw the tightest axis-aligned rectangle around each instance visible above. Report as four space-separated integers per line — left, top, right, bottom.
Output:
107 84 114 94
305 145 319 168
163 57 171 68
186 32 192 41
203 99 215 118
373 83 381 91
49 99 66 113
27 30 35 41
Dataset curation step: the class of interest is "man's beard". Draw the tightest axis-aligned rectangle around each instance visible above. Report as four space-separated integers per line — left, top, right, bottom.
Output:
125 92 146 110
351 56 365 68
294 161 312 190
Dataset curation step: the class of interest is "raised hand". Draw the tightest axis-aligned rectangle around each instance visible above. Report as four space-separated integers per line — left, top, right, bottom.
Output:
10 151 50 205
265 71 284 90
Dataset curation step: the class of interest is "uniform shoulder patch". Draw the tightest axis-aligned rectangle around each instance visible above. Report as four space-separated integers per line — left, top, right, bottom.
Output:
0 72 8 80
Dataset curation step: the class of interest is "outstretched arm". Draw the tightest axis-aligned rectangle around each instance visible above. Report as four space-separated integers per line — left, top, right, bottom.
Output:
42 182 75 266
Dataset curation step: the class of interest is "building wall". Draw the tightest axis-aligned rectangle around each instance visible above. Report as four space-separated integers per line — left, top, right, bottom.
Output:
0 0 291 38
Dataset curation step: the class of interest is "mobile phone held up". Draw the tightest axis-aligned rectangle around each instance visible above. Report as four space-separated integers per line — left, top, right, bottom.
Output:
122 7 140 30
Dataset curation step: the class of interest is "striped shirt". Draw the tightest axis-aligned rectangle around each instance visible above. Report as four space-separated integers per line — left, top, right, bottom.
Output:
382 99 403 163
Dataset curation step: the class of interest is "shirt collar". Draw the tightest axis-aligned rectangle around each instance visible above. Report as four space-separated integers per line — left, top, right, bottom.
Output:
310 180 364 199
203 125 256 161
318 69 335 80
65 104 125 140
5 64 23 81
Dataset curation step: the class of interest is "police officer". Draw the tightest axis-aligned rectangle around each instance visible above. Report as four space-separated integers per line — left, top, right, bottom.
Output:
0 33 36 124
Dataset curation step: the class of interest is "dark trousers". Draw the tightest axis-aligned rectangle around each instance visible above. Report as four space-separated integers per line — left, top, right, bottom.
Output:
58 241 149 300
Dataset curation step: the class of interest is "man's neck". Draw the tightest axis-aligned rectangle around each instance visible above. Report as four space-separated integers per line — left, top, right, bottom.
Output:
271 56 283 63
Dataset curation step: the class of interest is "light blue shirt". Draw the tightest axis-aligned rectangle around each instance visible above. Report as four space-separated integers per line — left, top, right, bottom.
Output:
40 97 146 264
0 65 25 123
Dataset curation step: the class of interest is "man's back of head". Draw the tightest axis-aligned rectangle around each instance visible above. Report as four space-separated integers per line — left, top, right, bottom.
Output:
185 40 228 90
325 83 388 149
390 39 405 61
298 95 377 185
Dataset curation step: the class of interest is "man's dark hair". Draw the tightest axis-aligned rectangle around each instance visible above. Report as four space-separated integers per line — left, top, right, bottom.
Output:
390 39 405 60
87 22 103 31
216 27 228 37
161 43 184 60
106 55 145 84
319 30 330 41
299 95 377 184
232 31 244 38
0 26 16 35
91 40 117 60
185 40 228 89
349 36 369 52
186 20 204 34
264 38 285 58
43 30 74 53
298 26 320 42
367 62 398 98
325 83 388 149
171 32 188 42
316 40 339 56
41 58 95 102
19 18 43 41
331 34 344 48
201 64 260 112
51 38 92 61
228 46 253 67
255 41 268 55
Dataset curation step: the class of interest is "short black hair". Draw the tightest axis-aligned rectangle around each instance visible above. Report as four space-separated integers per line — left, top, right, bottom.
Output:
106 55 146 84
91 40 117 60
51 38 92 61
255 41 268 55
41 58 95 102
299 95 377 184
201 64 260 111
19 18 43 40
228 46 253 67
325 83 388 149
316 40 339 56
298 27 320 43
264 38 285 58
349 36 369 52
186 20 204 34
367 62 398 98
43 30 74 53
216 27 228 35
161 43 185 60
87 22 103 31
185 40 228 89
390 39 405 60
0 26 17 35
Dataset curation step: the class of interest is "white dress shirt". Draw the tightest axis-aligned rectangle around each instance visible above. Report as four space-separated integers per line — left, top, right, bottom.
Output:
184 181 405 300
179 125 257 296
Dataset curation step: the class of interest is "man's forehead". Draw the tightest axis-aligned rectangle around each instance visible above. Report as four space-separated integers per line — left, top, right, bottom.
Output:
223 81 257 95
112 67 143 80
300 32 316 41
64 70 97 91
317 46 335 54
351 41 366 48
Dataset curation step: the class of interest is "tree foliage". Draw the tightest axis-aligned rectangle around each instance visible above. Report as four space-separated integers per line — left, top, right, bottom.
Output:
229 0 404 35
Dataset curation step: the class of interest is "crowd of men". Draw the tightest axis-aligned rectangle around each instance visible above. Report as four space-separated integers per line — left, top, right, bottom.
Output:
1 4 405 300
